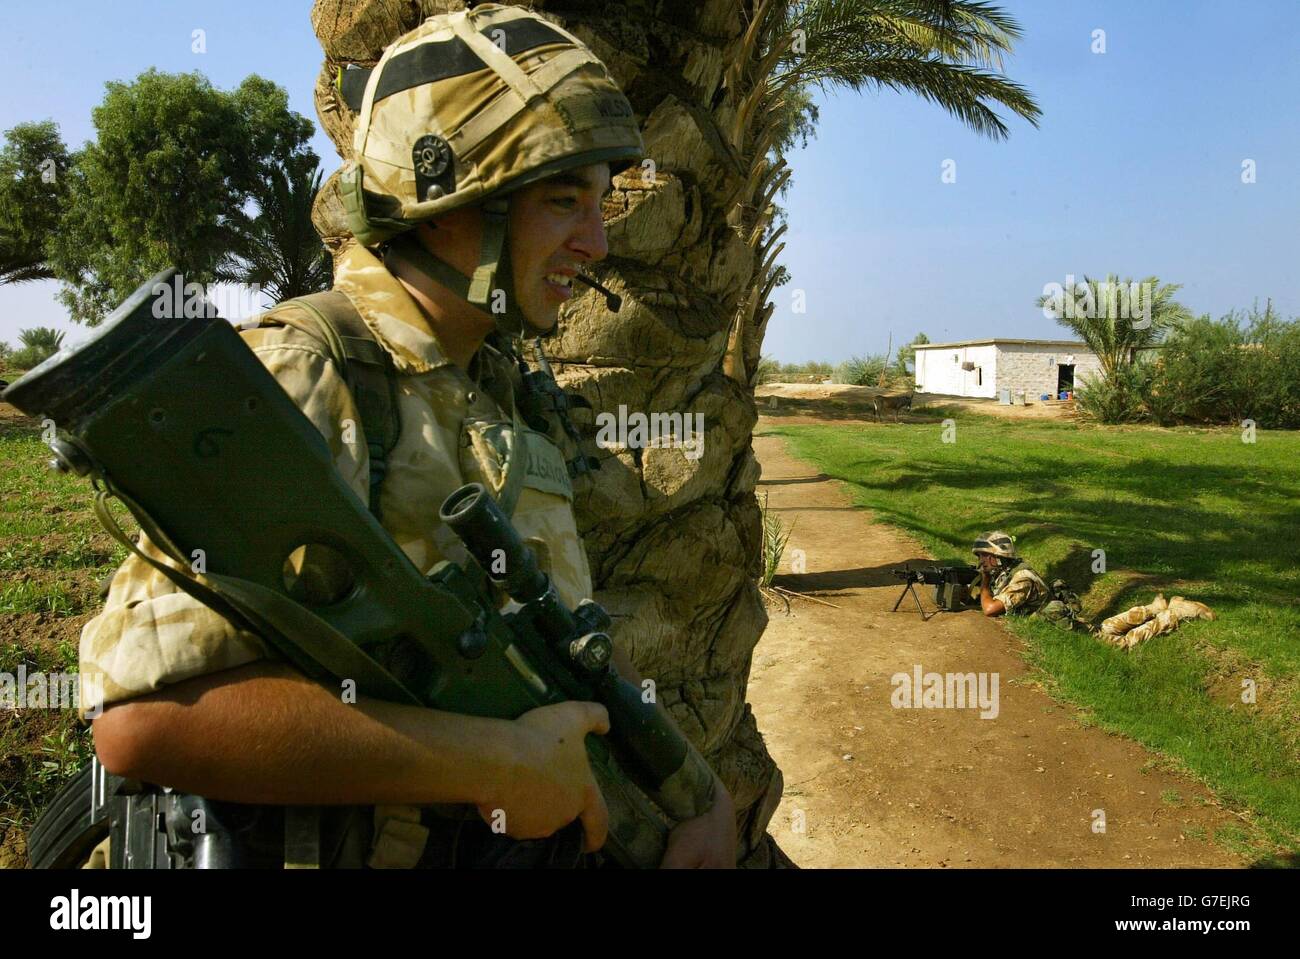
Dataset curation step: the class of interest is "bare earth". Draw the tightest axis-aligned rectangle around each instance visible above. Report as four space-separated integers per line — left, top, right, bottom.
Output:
747 419 1247 868
754 382 1074 421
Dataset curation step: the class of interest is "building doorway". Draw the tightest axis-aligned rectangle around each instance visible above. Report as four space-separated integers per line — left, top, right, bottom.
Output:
1056 363 1075 394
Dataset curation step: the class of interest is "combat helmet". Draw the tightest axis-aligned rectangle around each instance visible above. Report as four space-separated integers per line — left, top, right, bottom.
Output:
339 3 644 338
972 530 1019 562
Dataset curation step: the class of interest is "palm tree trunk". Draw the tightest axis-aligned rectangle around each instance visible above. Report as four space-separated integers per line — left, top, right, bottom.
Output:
310 0 793 867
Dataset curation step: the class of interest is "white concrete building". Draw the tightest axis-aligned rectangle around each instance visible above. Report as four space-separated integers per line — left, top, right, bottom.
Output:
913 339 1103 400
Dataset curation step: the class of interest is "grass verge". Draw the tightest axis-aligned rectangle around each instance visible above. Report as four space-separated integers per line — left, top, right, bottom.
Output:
765 413 1300 860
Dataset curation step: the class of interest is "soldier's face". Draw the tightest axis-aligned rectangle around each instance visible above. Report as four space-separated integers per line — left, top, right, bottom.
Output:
506 163 612 332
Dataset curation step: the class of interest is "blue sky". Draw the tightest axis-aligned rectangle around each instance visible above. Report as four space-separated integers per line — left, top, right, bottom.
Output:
2 1 1297 362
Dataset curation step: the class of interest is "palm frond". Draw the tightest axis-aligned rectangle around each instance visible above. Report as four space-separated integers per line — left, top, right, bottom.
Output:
768 0 1041 145
221 161 331 304
0 260 56 285
0 238 56 286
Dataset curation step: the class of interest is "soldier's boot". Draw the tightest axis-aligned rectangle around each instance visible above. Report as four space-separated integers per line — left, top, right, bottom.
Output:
1167 596 1215 622
1105 595 1215 650
1098 593 1168 645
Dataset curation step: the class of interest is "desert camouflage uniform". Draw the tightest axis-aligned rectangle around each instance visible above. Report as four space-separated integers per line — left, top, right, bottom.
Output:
987 563 1087 631
1098 594 1215 649
78 242 595 866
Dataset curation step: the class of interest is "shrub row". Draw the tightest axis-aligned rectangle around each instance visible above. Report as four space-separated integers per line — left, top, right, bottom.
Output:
1076 306 1300 428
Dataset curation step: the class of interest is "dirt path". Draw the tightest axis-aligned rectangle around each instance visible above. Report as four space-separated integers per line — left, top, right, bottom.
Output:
747 421 1247 868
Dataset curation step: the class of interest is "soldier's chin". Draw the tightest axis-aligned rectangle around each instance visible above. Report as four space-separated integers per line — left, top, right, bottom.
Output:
524 301 560 333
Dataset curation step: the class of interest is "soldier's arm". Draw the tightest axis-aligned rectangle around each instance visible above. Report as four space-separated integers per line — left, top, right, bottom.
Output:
93 660 612 846
979 568 1007 616
92 660 516 805
986 567 1043 617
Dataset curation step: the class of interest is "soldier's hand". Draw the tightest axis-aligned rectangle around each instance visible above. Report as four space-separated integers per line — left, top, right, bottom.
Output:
659 775 736 869
482 701 610 851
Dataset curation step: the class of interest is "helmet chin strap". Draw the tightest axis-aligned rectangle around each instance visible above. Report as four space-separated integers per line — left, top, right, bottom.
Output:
385 198 554 340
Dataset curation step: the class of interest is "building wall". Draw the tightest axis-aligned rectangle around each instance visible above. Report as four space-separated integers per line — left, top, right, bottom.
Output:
915 344 998 397
993 344 1103 398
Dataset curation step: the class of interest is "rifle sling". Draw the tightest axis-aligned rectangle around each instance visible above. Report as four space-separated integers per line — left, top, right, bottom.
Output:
261 291 402 525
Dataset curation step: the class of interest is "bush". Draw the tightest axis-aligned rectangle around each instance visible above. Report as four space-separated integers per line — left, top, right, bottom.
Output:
1149 306 1300 428
834 353 887 386
1074 363 1152 423
1074 304 1300 428
754 355 781 385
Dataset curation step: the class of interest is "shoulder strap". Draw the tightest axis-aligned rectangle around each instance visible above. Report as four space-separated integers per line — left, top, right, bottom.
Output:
263 291 401 522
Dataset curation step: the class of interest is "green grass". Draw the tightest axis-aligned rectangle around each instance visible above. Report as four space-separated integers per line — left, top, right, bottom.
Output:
0 425 129 616
766 413 1300 858
0 632 95 842
0 415 122 847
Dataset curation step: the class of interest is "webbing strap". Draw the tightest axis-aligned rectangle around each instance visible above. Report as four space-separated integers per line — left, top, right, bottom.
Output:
468 201 509 307
262 292 401 523
383 228 538 341
451 15 546 105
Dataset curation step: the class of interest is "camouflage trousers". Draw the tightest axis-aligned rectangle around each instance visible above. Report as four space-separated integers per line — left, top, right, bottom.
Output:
1098 594 1216 650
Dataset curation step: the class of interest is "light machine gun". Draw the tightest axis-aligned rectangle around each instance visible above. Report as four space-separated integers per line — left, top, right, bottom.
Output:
5 269 716 869
891 563 980 620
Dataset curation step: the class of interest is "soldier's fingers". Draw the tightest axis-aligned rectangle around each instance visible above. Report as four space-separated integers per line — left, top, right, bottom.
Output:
579 781 609 852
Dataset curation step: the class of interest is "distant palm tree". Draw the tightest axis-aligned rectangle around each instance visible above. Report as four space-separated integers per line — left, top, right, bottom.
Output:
10 326 65 369
18 327 64 351
1036 274 1193 381
222 161 332 304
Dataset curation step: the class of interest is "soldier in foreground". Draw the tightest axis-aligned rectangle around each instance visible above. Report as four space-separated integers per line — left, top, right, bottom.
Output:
80 5 734 868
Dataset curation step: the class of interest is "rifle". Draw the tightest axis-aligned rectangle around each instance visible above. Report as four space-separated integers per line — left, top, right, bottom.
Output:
4 269 715 869
891 563 980 619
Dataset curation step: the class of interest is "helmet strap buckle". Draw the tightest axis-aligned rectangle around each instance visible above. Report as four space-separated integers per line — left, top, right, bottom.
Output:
468 200 508 307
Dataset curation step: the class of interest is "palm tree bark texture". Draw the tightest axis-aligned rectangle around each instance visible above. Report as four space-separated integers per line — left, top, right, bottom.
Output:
309 0 791 867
